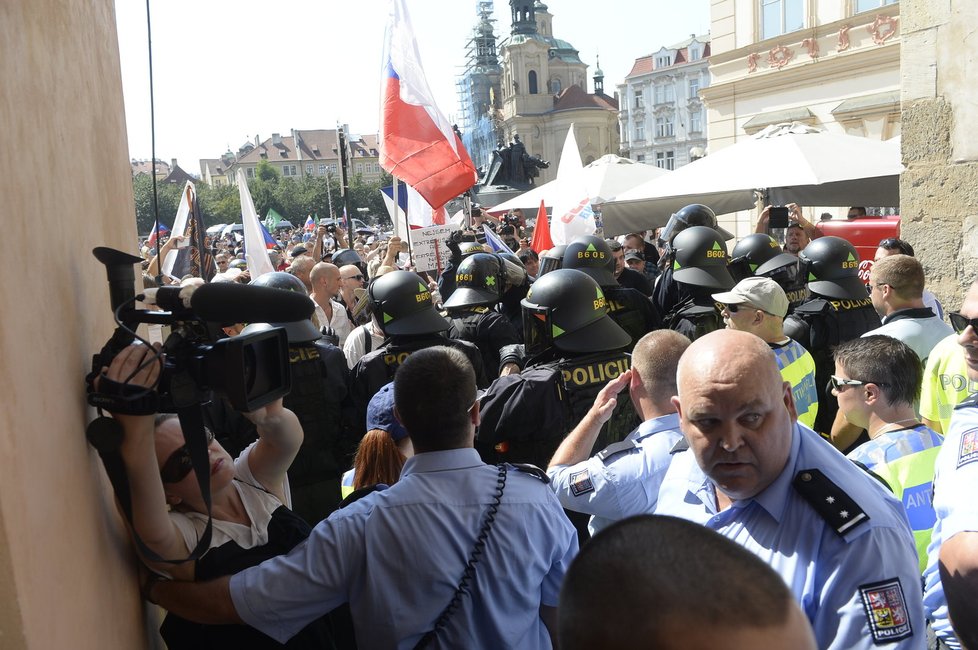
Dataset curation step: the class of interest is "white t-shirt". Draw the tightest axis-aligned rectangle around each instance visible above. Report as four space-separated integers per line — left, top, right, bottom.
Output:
314 298 354 346
343 323 387 369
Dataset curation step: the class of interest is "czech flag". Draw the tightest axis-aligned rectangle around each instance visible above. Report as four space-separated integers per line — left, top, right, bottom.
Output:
304 214 316 231
259 223 278 249
379 0 476 210
146 223 170 247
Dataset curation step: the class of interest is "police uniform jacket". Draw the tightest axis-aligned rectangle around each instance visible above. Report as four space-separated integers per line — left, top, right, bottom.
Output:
923 395 978 650
447 307 521 376
602 285 662 349
229 448 578 649
784 294 881 435
478 351 637 469
548 413 684 535
652 423 924 649
346 334 487 439
616 267 653 296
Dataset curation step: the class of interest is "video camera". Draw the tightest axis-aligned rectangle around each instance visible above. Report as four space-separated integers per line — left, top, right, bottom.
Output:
85 247 313 416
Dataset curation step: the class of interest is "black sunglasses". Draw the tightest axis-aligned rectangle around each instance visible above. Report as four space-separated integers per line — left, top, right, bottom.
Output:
724 303 758 313
950 312 978 335
159 428 216 484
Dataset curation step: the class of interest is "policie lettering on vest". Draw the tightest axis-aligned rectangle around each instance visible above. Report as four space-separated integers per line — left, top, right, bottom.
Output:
561 357 631 387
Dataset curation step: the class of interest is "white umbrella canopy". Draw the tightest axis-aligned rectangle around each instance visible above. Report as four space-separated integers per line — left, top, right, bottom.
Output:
601 123 904 236
486 154 670 214
205 223 227 235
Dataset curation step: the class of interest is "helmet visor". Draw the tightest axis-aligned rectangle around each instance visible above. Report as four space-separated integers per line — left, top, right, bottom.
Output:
538 254 562 277
522 303 553 357
501 257 528 290
658 213 684 247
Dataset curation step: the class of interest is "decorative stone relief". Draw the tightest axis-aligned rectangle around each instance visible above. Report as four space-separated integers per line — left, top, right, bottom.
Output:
802 37 820 60
838 25 851 52
868 15 898 45
747 52 760 73
768 45 794 69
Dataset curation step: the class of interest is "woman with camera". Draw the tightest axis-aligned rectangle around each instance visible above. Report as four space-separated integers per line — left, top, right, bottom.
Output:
101 343 332 649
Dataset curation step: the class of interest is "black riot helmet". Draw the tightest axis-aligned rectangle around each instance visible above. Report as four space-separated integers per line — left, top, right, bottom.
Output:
331 248 368 277
538 245 567 277
521 269 630 357
729 234 799 282
368 270 449 336
798 236 867 300
659 203 735 246
443 253 527 309
248 272 321 342
671 226 735 290
562 235 617 287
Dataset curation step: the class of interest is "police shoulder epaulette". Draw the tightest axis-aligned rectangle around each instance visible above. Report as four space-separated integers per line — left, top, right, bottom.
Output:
793 468 870 537
670 437 690 454
955 393 978 410
596 439 638 462
793 298 832 315
509 463 550 483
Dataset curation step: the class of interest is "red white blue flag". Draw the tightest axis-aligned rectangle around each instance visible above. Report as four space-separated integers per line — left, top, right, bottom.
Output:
304 214 316 231
379 0 476 210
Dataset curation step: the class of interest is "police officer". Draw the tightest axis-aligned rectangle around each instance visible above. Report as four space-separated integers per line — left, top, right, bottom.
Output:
347 270 487 440
439 233 492 303
478 269 634 472
537 245 566 277
562 235 662 349
212 271 351 523
729 233 810 311
444 253 524 376
661 225 735 340
652 203 734 319
784 236 881 440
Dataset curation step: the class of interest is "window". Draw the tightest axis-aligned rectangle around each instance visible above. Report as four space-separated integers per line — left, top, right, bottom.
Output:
761 0 804 39
655 55 671 68
856 0 896 11
355 163 364 175
656 116 675 138
654 84 675 105
635 93 645 109
690 109 703 133
318 164 327 175
635 123 645 141
636 154 646 163
689 76 701 98
246 167 254 178
329 163 338 174
665 150 675 170
283 164 297 176
551 78 562 93
305 164 313 175
689 46 701 61
656 151 675 170
528 70 538 94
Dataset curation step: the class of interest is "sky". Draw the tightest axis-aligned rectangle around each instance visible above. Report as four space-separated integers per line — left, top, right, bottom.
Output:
115 0 710 174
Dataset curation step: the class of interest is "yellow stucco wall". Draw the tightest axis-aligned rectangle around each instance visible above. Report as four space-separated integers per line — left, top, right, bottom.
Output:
0 1 151 646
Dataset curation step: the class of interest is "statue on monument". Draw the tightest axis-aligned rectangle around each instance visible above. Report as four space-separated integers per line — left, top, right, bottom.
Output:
484 133 550 188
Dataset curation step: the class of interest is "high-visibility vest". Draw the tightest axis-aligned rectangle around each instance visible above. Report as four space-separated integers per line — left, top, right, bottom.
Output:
772 340 819 429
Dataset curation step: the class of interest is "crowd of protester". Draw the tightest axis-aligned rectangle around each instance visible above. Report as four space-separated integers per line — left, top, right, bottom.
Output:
101 203 978 649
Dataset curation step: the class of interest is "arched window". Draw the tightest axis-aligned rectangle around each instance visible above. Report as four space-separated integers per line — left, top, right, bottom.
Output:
528 70 538 95
551 78 562 93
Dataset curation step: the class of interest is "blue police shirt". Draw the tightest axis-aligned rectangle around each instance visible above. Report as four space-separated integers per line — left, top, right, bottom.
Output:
653 423 923 650
548 413 684 535
923 398 978 650
229 448 578 649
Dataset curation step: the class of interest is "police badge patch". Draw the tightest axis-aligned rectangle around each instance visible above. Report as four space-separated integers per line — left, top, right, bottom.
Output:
957 429 978 469
569 470 594 496
859 578 912 645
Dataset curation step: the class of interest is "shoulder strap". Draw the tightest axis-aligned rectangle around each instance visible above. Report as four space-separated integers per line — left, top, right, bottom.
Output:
596 439 638 462
510 463 550 483
955 392 978 410
670 436 690 454
363 327 372 354
792 468 870 537
414 463 508 650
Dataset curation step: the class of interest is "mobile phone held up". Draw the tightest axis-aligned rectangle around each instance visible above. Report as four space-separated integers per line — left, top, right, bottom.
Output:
768 207 790 229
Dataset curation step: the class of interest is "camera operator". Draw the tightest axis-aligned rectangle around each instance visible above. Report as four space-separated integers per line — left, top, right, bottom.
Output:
99 343 332 648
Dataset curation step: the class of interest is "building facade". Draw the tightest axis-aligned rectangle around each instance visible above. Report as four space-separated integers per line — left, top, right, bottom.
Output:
493 1 619 184
701 0 900 234
200 128 383 188
618 34 711 171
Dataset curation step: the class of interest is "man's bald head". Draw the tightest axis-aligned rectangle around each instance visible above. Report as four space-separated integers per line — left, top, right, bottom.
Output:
677 330 782 398
311 262 342 298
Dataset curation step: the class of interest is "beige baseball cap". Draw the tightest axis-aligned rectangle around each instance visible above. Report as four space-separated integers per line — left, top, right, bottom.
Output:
712 276 789 318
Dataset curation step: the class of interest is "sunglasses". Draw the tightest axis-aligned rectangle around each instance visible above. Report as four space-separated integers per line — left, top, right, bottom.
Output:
950 312 978 334
159 428 216 484
829 375 889 391
724 303 759 313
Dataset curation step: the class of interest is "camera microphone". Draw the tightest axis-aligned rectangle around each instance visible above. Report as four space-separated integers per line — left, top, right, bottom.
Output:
190 282 315 324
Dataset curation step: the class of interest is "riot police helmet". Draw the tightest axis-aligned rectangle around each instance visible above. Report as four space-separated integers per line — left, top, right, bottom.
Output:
659 203 734 246
460 241 492 257
247 272 321 342
798 236 867 300
331 248 367 277
521 268 630 356
444 253 503 309
228 259 248 270
562 235 617 287
368 270 449 336
538 245 567 276
729 234 799 281
671 226 735 290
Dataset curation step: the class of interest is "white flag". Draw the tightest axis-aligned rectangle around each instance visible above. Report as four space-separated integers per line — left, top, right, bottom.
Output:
236 169 276 280
549 124 596 245
161 180 195 278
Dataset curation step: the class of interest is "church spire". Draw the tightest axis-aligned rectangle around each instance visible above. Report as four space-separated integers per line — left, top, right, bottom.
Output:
593 54 605 94
510 1 537 35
